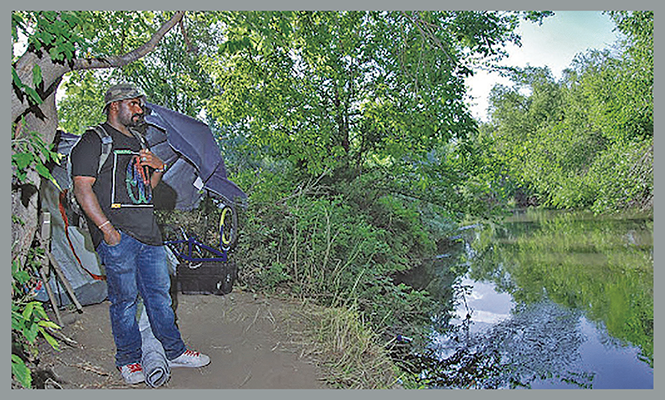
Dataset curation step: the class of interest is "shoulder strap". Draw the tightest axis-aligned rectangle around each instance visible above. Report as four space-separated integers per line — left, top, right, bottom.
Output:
91 124 113 174
88 124 149 172
128 127 149 150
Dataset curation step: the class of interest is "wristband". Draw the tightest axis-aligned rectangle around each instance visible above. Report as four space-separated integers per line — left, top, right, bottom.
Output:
155 163 167 173
98 220 111 230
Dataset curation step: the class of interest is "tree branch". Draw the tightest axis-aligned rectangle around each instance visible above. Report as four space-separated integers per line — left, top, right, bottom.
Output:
179 16 197 54
12 11 187 123
401 11 456 67
71 11 186 71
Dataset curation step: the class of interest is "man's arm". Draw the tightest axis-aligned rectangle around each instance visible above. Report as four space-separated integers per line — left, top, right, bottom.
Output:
138 149 166 189
151 167 165 189
73 176 121 246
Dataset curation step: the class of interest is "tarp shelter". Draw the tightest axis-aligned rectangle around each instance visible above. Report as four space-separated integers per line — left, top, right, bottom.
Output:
35 103 246 306
143 102 247 210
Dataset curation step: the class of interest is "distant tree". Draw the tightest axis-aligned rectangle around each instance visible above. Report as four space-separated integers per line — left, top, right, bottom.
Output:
481 11 653 212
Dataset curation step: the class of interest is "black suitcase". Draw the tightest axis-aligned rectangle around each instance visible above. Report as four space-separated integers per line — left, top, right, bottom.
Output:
176 260 237 295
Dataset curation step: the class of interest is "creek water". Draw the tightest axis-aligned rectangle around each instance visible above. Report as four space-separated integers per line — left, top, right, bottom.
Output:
397 209 653 389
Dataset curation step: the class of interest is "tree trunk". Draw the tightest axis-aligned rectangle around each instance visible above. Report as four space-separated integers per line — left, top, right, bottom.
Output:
11 60 60 263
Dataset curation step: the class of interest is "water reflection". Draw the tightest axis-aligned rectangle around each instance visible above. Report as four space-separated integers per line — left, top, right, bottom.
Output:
450 276 513 332
395 209 653 389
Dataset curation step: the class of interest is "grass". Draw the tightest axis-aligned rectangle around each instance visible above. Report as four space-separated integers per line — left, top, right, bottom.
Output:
282 297 403 389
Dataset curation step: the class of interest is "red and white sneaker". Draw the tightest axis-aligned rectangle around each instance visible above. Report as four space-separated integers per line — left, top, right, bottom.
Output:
118 363 145 384
168 349 211 368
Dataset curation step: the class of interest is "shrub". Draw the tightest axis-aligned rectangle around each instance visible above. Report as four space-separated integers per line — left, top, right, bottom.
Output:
235 167 438 338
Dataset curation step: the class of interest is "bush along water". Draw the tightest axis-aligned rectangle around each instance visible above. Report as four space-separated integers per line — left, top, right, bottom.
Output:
154 163 458 388
232 165 448 345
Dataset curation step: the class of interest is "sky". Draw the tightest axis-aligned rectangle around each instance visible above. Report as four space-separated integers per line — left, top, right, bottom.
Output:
465 10 623 122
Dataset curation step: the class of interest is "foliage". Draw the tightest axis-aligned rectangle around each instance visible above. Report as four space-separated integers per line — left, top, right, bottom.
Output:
477 11 653 213
228 167 439 339
13 11 83 63
203 11 544 180
129 12 221 117
13 11 167 62
11 65 43 109
12 11 87 114
11 248 61 388
56 71 108 135
12 121 61 187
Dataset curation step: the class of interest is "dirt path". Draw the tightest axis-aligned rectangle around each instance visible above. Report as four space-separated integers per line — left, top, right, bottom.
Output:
36 291 325 389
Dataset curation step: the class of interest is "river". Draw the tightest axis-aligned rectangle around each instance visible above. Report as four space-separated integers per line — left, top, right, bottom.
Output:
395 209 653 389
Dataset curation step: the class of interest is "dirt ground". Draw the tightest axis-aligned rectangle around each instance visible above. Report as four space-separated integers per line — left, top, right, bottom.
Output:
34 290 326 390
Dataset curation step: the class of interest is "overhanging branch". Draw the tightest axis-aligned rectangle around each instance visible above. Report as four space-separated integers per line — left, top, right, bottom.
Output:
12 11 187 123
71 11 186 71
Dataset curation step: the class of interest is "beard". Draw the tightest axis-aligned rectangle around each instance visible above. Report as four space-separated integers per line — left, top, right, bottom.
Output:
131 113 149 135
129 113 145 127
119 110 145 128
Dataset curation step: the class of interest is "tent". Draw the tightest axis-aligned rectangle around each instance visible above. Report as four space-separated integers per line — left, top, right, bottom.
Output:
34 103 246 306
36 177 108 307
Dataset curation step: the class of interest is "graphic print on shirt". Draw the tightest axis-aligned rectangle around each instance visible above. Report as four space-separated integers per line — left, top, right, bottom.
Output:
110 149 153 209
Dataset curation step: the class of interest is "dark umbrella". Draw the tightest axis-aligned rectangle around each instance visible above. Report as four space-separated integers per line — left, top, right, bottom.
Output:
143 102 247 211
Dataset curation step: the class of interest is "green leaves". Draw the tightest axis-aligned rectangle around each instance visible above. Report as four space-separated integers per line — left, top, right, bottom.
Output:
11 253 62 388
12 354 31 389
12 121 61 186
12 67 42 106
204 11 520 184
480 12 653 213
233 169 437 333
11 297 62 388
14 11 83 62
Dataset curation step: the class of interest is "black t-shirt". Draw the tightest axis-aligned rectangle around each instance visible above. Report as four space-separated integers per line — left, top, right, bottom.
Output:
70 122 162 247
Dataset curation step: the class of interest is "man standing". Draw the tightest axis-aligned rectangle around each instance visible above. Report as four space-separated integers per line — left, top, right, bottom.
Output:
71 83 210 385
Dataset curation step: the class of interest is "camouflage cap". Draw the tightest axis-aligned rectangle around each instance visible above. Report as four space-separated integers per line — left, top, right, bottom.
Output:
103 83 145 110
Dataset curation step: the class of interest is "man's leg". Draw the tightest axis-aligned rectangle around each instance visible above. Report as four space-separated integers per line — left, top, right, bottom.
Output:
137 243 210 368
97 232 143 368
136 244 187 360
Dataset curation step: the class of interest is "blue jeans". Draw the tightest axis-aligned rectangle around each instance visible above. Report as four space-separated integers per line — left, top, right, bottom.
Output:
97 231 186 367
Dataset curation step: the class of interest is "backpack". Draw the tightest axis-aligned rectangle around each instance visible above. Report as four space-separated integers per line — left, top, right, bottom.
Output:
65 124 148 188
55 124 112 192
91 124 114 175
